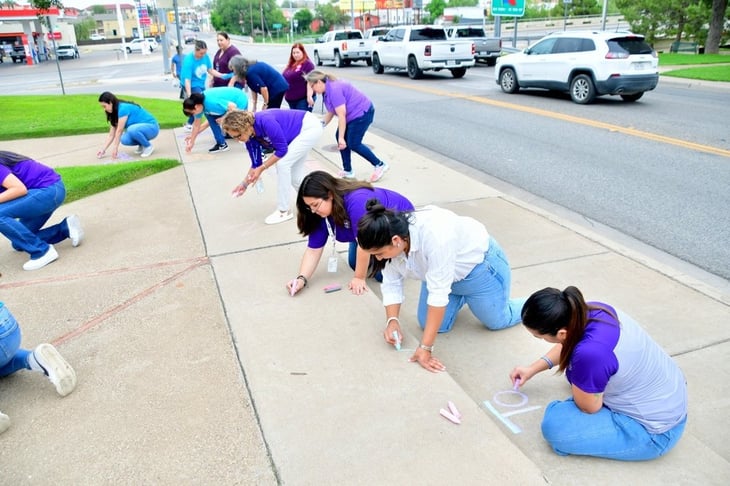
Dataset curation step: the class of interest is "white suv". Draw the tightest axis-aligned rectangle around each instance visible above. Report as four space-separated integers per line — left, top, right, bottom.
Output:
495 31 658 104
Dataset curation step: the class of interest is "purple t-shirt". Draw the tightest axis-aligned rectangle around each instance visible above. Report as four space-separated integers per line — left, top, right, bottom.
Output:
212 45 241 87
308 187 414 248
244 109 307 167
282 59 315 102
323 79 373 123
566 305 620 393
0 158 61 191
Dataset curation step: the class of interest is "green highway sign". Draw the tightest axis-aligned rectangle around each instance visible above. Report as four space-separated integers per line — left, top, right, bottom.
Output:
492 0 526 17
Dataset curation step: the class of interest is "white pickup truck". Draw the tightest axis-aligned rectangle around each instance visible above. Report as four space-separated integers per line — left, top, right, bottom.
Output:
446 25 502 66
370 25 475 79
311 29 371 67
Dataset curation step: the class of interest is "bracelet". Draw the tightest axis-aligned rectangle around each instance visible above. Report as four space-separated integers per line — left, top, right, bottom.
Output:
540 355 554 370
419 343 434 352
386 317 399 326
296 275 308 287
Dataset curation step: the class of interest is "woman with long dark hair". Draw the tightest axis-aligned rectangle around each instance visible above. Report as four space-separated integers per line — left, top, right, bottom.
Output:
510 286 688 461
0 151 83 271
357 200 524 372
97 91 159 159
212 32 241 88
288 170 413 296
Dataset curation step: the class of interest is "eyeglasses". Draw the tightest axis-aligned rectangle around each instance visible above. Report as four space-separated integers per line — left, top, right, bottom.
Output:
308 199 324 213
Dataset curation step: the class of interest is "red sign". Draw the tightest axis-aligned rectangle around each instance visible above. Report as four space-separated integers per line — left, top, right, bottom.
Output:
47 32 62 40
140 18 151 25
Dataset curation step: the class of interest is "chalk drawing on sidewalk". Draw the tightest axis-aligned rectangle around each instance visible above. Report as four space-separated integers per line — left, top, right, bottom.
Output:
483 398 542 435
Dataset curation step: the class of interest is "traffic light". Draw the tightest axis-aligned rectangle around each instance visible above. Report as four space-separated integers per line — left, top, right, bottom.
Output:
167 11 175 24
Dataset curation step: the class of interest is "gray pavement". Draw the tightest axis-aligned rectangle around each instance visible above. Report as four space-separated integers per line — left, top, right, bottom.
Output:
0 120 728 484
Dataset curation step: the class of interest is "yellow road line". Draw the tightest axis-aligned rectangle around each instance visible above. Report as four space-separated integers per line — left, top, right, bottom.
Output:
347 73 730 158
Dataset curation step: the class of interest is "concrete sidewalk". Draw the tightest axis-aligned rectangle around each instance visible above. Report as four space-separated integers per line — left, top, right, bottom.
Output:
0 125 728 484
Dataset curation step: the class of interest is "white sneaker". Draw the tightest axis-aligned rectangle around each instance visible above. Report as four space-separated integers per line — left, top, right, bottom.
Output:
23 245 58 271
140 145 154 158
134 145 144 154
0 411 9 435
183 123 193 132
338 170 356 180
31 344 77 397
66 214 84 247
264 210 294 225
369 162 390 182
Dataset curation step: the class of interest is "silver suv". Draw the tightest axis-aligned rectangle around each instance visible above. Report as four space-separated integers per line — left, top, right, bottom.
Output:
495 31 658 104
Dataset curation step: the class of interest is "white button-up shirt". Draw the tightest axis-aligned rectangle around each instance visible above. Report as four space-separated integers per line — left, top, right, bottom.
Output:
381 206 490 308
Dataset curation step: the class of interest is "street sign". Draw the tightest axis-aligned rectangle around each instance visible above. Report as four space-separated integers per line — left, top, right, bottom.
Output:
273 23 282 29
492 0 526 17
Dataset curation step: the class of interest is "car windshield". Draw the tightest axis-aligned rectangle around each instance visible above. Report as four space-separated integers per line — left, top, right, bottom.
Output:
607 37 654 55
455 28 485 38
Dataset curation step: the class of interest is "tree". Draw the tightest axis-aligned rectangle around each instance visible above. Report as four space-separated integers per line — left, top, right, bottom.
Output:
425 0 447 21
294 8 313 32
615 0 717 46
211 0 281 36
550 0 602 17
705 0 729 53
74 17 96 40
91 5 106 15
313 2 349 33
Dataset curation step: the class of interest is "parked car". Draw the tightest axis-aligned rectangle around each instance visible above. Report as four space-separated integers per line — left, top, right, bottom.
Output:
495 30 658 104
10 45 26 63
183 32 196 44
446 25 502 66
125 38 154 53
55 44 80 60
90 33 106 41
145 37 159 50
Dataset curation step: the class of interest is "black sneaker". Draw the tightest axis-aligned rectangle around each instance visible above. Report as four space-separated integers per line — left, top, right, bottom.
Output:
208 143 230 154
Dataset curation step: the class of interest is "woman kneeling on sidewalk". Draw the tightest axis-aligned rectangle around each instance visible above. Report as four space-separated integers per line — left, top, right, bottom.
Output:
0 151 84 271
97 91 159 159
509 286 688 461
0 301 77 434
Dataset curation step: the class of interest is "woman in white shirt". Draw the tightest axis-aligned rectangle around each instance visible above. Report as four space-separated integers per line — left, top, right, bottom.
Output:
357 199 525 372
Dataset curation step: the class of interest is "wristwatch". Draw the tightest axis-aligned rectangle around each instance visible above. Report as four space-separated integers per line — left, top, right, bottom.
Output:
419 343 434 352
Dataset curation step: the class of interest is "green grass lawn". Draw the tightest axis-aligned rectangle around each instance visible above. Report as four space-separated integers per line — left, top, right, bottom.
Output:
57 159 181 203
658 53 730 82
0 94 184 141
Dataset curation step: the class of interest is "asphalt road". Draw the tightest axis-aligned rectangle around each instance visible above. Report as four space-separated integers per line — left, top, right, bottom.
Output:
2 39 729 284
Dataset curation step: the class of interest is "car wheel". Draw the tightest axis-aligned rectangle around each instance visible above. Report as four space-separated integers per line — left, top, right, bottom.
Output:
620 92 644 102
570 74 596 104
407 56 423 79
126 47 131 53
335 51 344 68
499 68 519 94
314 51 322 66
450 67 467 79
372 53 384 74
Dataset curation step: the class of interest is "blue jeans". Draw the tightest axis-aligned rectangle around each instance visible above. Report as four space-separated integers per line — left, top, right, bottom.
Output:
121 123 159 148
337 105 383 172
0 180 68 258
287 95 316 112
417 238 525 333
0 304 30 377
541 398 687 461
206 113 226 146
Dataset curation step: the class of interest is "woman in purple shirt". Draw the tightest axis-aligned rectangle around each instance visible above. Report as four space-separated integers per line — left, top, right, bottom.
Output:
282 43 316 111
305 70 389 183
510 286 688 461
221 109 323 225
212 32 241 88
288 170 414 296
0 151 84 271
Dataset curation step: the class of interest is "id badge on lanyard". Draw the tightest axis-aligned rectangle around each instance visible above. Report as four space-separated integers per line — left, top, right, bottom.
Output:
325 218 338 273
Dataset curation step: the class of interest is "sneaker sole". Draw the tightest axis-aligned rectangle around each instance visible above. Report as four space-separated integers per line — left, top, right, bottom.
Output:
34 344 77 397
67 214 84 247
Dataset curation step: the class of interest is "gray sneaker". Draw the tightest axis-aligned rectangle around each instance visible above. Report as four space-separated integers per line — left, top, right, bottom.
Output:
66 214 84 247
31 344 77 397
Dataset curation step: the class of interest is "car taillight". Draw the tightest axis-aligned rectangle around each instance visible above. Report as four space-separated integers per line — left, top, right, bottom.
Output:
605 51 629 59
341 42 347 51
472 42 476 55
425 45 431 57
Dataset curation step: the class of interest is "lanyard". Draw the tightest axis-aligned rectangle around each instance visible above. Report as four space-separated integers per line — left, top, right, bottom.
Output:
324 217 336 257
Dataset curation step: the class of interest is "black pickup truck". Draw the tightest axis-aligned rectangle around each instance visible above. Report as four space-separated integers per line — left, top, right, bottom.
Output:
10 45 27 63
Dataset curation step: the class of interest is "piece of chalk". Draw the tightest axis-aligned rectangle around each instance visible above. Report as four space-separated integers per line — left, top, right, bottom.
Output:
439 408 461 425
289 279 297 297
323 284 341 293
513 378 521 391
392 330 401 351
447 401 462 419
